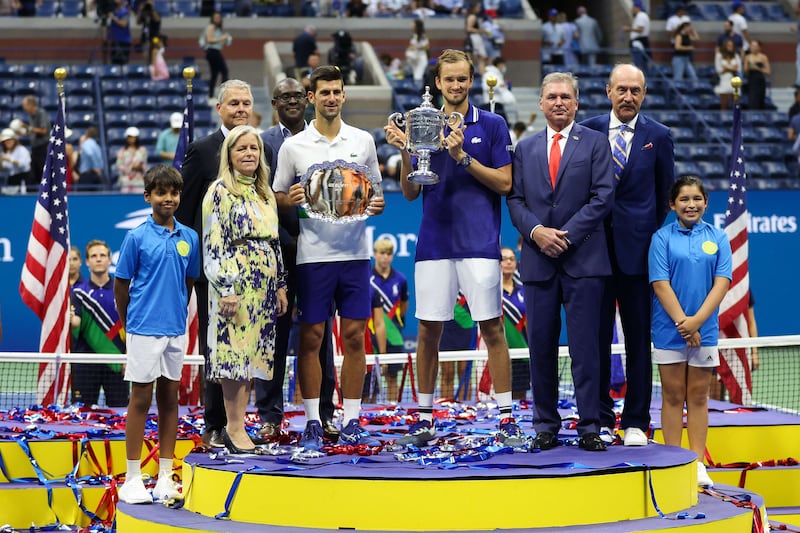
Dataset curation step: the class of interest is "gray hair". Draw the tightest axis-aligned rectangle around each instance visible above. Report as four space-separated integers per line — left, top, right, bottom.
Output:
217 79 253 105
540 72 579 99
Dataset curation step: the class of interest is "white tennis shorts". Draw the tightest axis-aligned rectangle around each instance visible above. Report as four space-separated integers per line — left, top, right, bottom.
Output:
415 258 502 322
653 346 719 368
124 333 187 383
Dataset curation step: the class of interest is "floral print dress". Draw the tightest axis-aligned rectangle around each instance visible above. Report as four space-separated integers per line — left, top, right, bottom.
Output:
202 179 285 381
115 145 148 193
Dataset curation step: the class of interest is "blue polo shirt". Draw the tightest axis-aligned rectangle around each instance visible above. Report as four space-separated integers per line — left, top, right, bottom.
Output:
416 104 513 262
648 219 732 350
370 266 409 351
116 215 200 336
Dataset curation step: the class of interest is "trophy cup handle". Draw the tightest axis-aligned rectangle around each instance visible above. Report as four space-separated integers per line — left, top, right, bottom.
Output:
447 111 465 131
388 112 406 129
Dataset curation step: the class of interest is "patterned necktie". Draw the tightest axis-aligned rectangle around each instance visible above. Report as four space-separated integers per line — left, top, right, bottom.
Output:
612 124 628 181
549 132 562 189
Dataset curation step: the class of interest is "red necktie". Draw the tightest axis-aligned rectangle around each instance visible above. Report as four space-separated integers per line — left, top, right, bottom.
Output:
549 132 562 189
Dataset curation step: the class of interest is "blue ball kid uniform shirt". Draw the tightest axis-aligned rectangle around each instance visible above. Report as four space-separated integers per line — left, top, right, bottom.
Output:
116 215 200 337
416 104 513 262
648 219 732 350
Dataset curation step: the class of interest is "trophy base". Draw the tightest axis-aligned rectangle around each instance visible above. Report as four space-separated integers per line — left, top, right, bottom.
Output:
407 171 440 185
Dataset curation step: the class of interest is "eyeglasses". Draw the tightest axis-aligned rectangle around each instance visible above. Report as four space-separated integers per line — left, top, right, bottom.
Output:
501 256 516 262
274 93 306 103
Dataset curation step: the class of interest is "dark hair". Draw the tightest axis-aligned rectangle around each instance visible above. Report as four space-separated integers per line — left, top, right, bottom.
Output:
309 65 344 93
670 175 708 203
210 10 222 27
413 19 425 38
144 164 183 194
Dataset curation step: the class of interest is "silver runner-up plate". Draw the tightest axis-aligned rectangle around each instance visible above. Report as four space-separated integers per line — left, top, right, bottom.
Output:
299 159 382 224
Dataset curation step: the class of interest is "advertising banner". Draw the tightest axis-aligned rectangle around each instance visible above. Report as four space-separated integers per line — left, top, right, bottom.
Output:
0 190 797 351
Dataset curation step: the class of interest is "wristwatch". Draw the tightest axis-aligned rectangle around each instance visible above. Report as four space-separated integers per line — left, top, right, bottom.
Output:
458 154 473 168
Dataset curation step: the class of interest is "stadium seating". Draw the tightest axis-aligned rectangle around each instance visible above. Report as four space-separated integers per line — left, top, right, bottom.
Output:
675 161 702 177
763 161 791 179
497 0 523 18
129 95 158 110
59 0 83 17
670 126 697 143
104 111 132 128
697 160 728 181
156 94 185 111
64 79 94 96
102 94 129 111
68 111 96 128
172 0 197 16
101 79 128 95
38 0 57 16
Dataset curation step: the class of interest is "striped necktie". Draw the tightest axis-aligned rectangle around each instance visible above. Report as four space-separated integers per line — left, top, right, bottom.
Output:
612 124 629 181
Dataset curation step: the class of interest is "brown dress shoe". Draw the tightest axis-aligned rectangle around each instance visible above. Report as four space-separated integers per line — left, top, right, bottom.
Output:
321 419 340 441
253 422 280 444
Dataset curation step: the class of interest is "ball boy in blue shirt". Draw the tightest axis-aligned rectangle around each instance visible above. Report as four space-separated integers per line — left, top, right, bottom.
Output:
114 165 200 504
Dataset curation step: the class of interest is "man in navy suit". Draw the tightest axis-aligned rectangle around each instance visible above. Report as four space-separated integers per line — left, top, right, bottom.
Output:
581 64 675 446
255 77 339 443
176 79 260 449
507 71 614 452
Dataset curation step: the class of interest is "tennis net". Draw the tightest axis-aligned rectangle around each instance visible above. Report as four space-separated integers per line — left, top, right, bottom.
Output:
0 335 797 413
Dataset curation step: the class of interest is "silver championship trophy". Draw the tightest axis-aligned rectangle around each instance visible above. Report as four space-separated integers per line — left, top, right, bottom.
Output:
299 159 382 224
388 86 464 185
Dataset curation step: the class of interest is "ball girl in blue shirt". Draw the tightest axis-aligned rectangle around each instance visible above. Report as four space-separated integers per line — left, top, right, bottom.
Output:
648 175 732 488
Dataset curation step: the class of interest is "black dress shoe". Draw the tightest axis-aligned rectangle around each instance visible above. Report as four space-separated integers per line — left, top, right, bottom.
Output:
252 422 280 444
221 427 265 455
578 432 608 452
531 431 561 451
321 419 340 441
201 428 226 448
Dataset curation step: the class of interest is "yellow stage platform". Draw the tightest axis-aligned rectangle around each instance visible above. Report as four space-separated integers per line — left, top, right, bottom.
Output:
0 406 796 532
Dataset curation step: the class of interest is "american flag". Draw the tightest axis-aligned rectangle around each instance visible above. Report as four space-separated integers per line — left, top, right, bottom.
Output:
19 89 71 406
172 89 194 172
717 102 753 406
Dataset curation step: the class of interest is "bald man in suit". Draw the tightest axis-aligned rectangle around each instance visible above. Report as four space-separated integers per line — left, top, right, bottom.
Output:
581 63 675 446
507 71 614 452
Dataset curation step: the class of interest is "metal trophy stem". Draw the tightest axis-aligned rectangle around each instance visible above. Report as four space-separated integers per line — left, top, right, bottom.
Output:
388 86 463 185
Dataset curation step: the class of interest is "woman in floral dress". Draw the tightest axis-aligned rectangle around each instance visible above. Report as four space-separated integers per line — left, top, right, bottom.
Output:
202 125 288 453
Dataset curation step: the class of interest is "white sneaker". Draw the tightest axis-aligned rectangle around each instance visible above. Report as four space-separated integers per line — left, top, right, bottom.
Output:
152 476 181 502
623 427 648 446
599 426 615 444
697 462 714 488
118 475 153 504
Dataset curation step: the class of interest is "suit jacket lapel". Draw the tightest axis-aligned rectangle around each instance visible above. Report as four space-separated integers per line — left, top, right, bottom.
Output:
555 128 580 190
534 131 551 189
623 117 647 180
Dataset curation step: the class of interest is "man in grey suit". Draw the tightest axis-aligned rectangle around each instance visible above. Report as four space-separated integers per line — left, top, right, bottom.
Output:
256 78 339 443
176 79 259 449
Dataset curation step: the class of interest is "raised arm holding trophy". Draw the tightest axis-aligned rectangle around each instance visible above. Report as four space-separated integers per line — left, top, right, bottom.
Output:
387 86 463 185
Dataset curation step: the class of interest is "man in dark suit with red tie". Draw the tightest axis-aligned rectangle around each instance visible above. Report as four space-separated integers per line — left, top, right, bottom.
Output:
507 71 615 452
580 63 675 446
